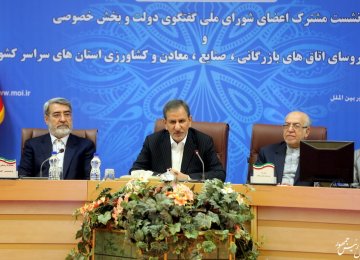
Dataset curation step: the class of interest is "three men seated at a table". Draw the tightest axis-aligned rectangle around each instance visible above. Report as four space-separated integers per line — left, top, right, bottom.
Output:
17 97 360 185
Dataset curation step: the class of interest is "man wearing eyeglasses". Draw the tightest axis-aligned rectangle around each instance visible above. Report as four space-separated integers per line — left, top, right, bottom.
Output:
18 97 95 179
254 111 312 186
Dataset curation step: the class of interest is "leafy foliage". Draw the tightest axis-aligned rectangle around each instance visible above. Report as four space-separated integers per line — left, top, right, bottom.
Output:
67 179 259 259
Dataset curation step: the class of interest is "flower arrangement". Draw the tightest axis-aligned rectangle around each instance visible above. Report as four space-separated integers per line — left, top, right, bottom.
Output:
67 178 259 260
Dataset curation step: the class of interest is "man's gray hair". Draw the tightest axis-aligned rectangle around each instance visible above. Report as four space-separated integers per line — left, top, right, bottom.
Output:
163 99 190 119
285 111 312 127
304 114 311 127
43 97 72 115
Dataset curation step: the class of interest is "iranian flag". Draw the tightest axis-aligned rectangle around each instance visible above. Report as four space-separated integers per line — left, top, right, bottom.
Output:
0 96 4 124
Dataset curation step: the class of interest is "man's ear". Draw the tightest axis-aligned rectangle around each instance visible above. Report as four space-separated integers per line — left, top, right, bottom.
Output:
189 116 192 127
304 126 310 139
163 118 167 130
44 115 49 126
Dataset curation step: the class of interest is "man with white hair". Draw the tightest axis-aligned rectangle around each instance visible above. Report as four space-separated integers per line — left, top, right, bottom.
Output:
18 97 95 179
252 111 313 186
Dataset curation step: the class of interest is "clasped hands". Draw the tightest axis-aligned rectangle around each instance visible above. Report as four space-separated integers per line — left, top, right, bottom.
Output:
167 168 190 181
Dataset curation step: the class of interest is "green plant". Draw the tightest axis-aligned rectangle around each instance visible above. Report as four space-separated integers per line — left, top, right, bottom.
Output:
67 179 259 260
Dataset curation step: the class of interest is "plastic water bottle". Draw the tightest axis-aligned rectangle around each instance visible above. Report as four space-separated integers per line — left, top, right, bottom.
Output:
90 153 101 180
48 152 60 180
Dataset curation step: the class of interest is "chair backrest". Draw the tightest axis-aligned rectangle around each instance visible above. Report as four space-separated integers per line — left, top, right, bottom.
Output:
21 128 98 154
154 119 229 169
248 123 327 174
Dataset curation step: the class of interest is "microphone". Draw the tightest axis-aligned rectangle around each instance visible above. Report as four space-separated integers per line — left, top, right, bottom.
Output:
39 149 64 178
195 150 205 181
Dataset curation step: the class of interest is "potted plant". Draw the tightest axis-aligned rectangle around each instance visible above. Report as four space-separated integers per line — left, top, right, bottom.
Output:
67 178 259 260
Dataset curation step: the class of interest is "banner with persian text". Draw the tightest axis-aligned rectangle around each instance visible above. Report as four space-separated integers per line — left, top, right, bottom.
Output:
0 0 359 183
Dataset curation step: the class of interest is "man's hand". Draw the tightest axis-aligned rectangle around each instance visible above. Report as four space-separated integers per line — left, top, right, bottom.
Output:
169 168 190 181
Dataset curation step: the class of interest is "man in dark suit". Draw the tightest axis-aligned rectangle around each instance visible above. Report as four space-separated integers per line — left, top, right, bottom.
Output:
130 99 226 181
254 111 313 186
18 97 95 179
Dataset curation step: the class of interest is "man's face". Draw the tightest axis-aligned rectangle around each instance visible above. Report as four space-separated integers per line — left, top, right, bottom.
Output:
45 103 73 138
283 112 310 148
164 106 192 143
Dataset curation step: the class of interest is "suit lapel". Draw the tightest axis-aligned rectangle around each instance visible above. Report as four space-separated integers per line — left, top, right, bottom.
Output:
294 160 301 184
181 130 196 173
40 134 53 157
160 131 172 170
63 134 76 179
40 134 53 176
274 143 287 183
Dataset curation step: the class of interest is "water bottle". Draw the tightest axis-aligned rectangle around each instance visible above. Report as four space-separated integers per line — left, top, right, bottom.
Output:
48 152 60 180
90 153 101 180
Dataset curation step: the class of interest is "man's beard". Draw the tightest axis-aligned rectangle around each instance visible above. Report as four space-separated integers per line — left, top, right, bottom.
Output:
49 125 72 138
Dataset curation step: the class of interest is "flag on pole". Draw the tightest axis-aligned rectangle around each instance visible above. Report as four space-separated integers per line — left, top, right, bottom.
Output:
0 96 4 124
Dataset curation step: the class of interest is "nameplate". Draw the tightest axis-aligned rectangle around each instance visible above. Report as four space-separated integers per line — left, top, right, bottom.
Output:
250 163 277 185
0 157 18 179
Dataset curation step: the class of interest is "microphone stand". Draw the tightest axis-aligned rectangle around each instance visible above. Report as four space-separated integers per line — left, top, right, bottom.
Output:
39 157 52 178
195 150 205 182
39 149 64 178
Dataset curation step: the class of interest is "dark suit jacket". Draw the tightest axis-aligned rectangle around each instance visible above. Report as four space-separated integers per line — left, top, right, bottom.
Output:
18 133 95 180
130 128 226 181
254 141 313 186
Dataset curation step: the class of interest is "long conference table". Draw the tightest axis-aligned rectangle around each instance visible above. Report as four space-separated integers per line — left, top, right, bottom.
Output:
1 179 360 260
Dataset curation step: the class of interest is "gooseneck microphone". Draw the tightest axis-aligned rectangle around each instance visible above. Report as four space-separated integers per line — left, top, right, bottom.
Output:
39 149 64 178
195 150 205 181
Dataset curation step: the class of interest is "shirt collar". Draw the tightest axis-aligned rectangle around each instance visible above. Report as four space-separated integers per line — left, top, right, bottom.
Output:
50 133 69 145
286 144 300 153
170 134 187 147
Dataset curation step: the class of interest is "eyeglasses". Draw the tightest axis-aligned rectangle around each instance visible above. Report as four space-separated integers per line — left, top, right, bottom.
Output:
282 123 308 130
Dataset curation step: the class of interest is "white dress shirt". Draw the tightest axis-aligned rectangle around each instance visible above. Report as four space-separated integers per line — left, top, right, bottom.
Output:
281 146 300 185
170 135 187 171
50 134 69 178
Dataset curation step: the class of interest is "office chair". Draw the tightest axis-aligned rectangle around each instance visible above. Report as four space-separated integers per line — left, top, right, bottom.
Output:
248 123 327 175
154 119 229 169
21 128 97 154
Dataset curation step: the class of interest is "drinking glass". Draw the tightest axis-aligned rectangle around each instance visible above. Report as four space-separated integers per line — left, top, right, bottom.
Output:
104 168 115 180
